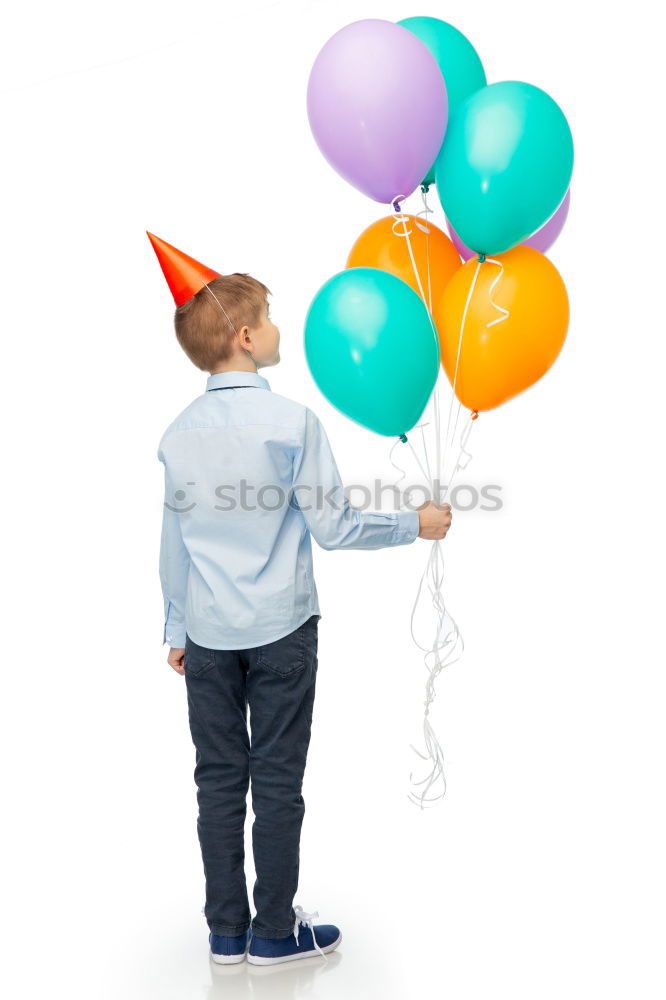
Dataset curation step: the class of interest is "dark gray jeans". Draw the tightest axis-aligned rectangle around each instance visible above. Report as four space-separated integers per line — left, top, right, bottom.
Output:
183 613 320 938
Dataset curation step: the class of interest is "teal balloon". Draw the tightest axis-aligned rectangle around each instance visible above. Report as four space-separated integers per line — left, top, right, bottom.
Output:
304 268 439 437
436 81 574 255
398 17 486 188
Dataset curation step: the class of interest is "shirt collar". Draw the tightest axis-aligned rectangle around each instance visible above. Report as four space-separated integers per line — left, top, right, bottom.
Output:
206 371 271 392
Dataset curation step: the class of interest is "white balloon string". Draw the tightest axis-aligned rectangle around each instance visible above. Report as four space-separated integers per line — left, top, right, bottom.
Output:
389 436 408 489
485 258 510 328
387 202 514 805
390 193 441 497
391 195 428 304
443 258 504 484
414 188 434 329
390 191 440 493
389 190 481 807
442 261 480 473
417 188 440 491
406 417 476 808
445 401 464 486
406 436 432 486
389 422 434 498
418 421 432 488
432 380 442 501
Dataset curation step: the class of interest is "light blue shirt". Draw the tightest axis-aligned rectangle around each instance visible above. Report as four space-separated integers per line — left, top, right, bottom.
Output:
158 371 420 649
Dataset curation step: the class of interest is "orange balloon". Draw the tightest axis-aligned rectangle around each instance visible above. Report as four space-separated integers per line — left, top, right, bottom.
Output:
433 245 569 412
347 214 461 300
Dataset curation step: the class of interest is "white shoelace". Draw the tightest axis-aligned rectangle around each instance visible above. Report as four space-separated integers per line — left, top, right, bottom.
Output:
293 905 328 961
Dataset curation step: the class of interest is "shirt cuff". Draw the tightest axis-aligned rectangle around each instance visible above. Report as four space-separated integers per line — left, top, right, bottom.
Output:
393 509 420 544
163 623 187 647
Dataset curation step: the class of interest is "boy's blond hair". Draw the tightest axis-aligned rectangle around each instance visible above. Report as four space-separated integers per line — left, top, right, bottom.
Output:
174 273 271 372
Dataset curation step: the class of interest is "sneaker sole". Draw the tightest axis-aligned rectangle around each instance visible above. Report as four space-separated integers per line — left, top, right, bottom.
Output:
210 948 248 965
247 931 342 965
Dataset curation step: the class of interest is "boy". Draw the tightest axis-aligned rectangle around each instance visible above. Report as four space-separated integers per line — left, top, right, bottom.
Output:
151 233 452 966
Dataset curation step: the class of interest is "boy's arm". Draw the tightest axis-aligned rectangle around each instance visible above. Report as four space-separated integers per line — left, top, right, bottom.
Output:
291 408 420 550
158 451 190 648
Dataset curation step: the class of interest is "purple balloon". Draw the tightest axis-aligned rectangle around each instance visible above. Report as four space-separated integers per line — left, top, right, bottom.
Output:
446 189 571 259
307 19 448 204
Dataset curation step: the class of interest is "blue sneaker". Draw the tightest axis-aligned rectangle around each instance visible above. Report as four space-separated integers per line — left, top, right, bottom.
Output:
209 929 251 965
247 906 341 965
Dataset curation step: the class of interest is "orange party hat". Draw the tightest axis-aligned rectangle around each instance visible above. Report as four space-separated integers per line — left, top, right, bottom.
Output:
147 231 221 306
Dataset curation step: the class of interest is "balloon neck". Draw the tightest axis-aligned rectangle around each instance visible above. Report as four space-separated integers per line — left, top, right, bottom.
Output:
471 410 479 421
420 182 430 194
477 254 486 263
399 433 408 443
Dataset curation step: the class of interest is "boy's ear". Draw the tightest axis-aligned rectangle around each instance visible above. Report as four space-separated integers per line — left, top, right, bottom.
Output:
237 326 253 352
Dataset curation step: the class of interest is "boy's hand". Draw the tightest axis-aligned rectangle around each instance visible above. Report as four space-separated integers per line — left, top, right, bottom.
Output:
417 501 453 540
167 647 186 675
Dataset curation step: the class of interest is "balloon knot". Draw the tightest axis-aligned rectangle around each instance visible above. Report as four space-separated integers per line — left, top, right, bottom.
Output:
477 253 486 263
399 433 408 443
471 410 479 421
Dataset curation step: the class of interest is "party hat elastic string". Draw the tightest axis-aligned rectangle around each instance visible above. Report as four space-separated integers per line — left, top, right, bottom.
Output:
200 280 237 333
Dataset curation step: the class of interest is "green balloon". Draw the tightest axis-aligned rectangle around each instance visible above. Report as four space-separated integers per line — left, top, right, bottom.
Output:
398 16 486 189
436 81 574 255
304 268 439 438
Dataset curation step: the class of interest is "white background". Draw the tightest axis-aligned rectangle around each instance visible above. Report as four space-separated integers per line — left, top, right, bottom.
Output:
2 1 664 998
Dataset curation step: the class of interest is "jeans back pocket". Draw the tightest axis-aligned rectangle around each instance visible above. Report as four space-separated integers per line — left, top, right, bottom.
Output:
184 635 217 678
257 615 319 677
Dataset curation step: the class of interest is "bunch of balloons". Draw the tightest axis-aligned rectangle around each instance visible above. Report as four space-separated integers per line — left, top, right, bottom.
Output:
305 16 573 431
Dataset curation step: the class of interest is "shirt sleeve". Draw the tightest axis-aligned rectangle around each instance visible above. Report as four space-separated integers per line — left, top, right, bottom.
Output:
158 450 191 647
290 408 420 551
